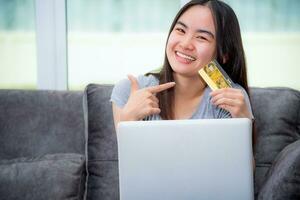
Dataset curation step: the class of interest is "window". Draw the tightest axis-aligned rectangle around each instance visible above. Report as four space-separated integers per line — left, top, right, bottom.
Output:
67 0 180 90
0 0 37 89
67 0 300 90
224 0 300 89
224 0 300 32
1 0 299 90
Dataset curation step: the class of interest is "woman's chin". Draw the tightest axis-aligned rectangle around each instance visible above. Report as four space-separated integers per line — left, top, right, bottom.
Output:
172 70 199 78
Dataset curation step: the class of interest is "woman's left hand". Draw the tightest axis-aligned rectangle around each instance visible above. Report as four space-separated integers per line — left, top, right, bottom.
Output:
210 88 251 118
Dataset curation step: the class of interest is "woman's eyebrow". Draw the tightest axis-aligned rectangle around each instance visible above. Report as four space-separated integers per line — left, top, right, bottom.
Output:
176 21 188 29
176 21 215 39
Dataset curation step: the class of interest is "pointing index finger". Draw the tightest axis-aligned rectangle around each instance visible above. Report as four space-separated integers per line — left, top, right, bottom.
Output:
147 82 176 93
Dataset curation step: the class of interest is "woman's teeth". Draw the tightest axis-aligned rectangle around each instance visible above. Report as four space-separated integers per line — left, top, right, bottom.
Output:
176 51 196 61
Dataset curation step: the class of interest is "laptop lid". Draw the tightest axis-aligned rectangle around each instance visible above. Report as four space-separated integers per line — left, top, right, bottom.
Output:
117 118 254 200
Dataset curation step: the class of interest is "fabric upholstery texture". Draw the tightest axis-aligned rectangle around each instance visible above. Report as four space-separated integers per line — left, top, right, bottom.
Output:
257 139 300 200
0 89 86 199
0 153 85 200
0 90 86 160
250 87 300 197
84 84 119 200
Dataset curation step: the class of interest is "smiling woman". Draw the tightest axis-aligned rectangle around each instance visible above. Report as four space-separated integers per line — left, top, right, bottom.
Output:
110 0 253 127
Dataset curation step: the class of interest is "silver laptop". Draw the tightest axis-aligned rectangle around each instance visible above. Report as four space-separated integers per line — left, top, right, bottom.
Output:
117 118 254 200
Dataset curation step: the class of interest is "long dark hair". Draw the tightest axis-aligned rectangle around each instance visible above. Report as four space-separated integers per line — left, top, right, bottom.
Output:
148 0 249 120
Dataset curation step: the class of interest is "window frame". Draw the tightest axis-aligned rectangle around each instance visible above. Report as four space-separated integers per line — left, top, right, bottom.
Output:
35 0 68 90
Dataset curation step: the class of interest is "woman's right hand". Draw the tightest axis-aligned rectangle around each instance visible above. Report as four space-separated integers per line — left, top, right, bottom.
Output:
120 75 175 121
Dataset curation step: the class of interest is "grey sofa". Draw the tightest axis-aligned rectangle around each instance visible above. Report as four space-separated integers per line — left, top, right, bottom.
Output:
0 84 299 200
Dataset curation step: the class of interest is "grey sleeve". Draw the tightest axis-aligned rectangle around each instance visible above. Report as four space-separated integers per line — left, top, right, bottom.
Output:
110 78 131 108
110 75 150 108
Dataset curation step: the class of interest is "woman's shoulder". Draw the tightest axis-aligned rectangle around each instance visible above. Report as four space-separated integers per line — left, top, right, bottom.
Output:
232 83 244 90
112 74 159 96
110 74 159 108
232 83 249 96
115 74 159 89
138 74 160 88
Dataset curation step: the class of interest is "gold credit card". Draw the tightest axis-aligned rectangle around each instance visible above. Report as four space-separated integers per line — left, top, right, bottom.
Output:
198 60 233 91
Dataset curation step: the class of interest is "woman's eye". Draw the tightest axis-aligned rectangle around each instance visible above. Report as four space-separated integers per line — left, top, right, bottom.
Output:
197 36 207 41
175 28 185 33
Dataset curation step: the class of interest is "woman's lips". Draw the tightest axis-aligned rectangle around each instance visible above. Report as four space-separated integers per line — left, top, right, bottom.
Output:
175 51 196 64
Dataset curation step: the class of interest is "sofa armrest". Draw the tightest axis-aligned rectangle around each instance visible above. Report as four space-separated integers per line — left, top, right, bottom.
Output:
257 139 300 200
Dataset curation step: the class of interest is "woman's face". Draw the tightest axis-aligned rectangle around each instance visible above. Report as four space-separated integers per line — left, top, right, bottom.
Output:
166 5 216 77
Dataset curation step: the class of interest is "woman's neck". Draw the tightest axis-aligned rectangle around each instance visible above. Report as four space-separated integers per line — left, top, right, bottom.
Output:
173 73 207 99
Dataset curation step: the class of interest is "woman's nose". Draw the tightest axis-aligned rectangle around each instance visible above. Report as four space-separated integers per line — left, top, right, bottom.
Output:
180 35 194 50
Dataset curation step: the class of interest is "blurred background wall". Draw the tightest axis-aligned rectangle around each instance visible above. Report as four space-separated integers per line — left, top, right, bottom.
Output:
0 0 299 90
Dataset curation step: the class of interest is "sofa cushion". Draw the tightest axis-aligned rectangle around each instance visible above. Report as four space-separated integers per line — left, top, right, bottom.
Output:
83 84 119 200
0 90 85 160
257 139 300 200
250 87 300 195
0 153 85 200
